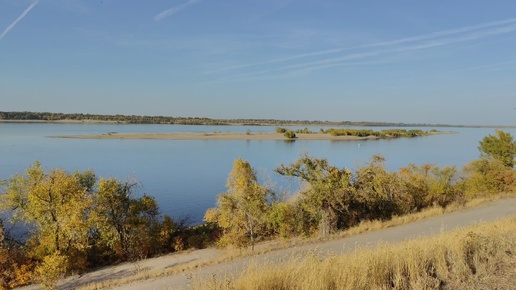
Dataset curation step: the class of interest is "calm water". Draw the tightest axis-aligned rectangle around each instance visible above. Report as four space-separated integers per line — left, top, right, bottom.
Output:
1 123 515 224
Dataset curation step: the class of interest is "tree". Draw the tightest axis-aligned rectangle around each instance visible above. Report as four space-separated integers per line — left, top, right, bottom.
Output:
353 155 405 221
275 154 354 237
206 158 271 250
92 177 161 261
461 158 516 196
398 163 459 210
478 130 516 167
0 162 94 273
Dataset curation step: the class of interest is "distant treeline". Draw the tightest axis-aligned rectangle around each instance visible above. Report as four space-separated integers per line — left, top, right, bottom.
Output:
0 111 455 127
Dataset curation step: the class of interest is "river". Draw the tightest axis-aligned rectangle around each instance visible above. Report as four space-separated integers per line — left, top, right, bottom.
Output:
1 123 514 223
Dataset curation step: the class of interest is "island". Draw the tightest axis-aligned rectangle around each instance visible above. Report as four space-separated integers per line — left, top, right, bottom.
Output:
50 128 455 141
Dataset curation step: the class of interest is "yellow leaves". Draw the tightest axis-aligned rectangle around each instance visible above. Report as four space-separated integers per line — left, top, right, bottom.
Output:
203 208 219 224
227 158 258 196
0 245 36 290
34 251 68 290
213 158 271 248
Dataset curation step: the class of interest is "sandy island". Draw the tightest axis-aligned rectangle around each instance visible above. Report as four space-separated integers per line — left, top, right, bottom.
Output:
50 131 455 141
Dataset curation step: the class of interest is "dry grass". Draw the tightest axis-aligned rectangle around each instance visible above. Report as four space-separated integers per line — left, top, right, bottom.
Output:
194 216 516 290
76 194 514 290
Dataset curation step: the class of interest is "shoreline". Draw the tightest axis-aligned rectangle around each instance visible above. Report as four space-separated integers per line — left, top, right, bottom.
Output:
0 119 122 124
1 119 515 128
49 132 455 141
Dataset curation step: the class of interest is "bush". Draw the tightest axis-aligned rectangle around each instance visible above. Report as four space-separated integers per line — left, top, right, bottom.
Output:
35 252 68 290
275 127 287 133
284 131 296 139
461 158 516 197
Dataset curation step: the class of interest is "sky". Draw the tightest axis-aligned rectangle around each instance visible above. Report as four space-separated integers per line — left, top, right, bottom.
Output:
1 0 516 125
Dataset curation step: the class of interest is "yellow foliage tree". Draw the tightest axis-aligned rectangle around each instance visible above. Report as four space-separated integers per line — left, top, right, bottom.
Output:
1 162 94 273
92 178 161 261
207 158 271 250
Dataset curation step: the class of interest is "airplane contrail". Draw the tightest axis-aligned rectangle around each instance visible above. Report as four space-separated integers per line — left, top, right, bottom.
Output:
0 0 40 41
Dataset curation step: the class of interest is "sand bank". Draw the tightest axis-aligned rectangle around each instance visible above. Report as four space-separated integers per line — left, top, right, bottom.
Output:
51 132 381 141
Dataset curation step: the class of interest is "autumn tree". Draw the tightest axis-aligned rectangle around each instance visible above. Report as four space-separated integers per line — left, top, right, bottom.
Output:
352 155 406 221
275 154 354 237
206 158 271 250
92 177 161 261
0 226 33 290
0 163 94 271
0 163 96 290
398 164 433 211
478 130 516 167
398 163 459 210
461 158 516 196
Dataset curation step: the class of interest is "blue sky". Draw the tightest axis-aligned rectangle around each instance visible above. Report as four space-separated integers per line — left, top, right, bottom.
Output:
1 0 516 125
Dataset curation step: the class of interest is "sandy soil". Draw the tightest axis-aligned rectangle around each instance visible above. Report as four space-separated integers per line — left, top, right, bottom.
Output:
51 132 382 141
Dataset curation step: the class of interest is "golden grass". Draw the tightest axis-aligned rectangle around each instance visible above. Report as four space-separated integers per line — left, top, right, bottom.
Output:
194 216 516 290
76 194 515 290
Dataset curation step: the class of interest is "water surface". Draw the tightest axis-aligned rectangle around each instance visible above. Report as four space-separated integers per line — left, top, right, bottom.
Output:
1 123 514 223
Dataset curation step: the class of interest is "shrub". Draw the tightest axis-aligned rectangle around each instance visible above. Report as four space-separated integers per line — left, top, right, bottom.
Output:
275 127 287 133
284 131 296 139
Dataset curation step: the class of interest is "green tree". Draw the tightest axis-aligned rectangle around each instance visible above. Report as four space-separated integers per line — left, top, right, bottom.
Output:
478 130 516 167
206 158 271 250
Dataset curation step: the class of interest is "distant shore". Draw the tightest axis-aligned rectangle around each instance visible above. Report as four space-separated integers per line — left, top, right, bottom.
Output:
0 119 120 124
50 131 455 141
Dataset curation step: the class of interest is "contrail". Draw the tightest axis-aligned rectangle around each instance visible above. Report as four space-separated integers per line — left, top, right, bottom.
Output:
154 0 201 21
0 0 39 41
207 17 516 74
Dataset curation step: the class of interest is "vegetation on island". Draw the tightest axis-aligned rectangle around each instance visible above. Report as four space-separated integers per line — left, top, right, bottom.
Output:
276 126 436 139
1 130 515 289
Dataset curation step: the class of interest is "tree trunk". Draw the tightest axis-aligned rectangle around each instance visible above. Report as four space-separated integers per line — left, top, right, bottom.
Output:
320 209 329 238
